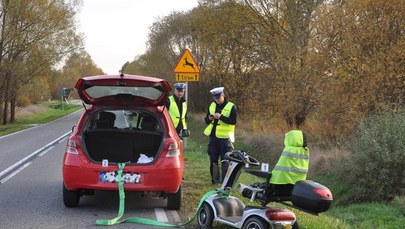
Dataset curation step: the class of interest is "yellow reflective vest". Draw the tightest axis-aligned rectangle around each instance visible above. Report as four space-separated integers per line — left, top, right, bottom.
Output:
269 130 310 185
168 95 187 129
204 102 235 139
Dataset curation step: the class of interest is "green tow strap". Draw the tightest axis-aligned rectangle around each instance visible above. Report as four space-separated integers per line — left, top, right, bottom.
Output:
96 163 126 225
96 163 229 227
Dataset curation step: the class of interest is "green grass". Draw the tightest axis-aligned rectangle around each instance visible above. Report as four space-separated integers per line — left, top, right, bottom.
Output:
2 107 403 228
180 138 349 228
328 199 405 229
181 116 405 228
0 101 82 136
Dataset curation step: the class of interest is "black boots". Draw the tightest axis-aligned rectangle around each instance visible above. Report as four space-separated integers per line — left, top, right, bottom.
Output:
210 162 229 184
210 163 220 184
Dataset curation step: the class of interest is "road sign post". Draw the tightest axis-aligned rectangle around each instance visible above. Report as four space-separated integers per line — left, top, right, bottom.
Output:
173 49 200 148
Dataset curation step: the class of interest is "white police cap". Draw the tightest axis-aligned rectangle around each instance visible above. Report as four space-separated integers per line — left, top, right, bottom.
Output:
174 83 186 90
210 87 224 98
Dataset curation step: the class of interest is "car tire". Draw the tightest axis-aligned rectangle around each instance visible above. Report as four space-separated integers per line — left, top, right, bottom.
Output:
292 221 300 229
167 185 182 210
63 183 80 207
197 202 214 229
242 216 269 229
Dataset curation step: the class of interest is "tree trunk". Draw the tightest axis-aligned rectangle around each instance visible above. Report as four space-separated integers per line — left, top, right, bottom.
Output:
10 96 16 123
2 74 10 125
0 77 5 123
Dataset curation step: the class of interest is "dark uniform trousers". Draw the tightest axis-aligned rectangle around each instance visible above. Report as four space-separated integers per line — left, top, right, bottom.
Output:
208 135 232 184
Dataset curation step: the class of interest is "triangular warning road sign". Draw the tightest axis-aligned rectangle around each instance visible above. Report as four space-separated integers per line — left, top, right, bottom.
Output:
173 49 200 73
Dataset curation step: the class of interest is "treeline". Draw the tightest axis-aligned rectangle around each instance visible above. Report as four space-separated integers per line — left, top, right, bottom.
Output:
123 0 405 140
0 0 102 125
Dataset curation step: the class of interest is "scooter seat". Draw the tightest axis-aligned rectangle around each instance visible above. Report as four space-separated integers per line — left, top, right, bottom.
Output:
245 169 271 181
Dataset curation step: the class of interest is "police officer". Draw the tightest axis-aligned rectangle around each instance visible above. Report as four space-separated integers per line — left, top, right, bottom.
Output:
166 83 188 136
267 130 309 197
204 87 237 184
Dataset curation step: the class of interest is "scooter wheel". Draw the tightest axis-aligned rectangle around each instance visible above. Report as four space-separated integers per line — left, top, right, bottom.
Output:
197 202 214 229
243 216 268 229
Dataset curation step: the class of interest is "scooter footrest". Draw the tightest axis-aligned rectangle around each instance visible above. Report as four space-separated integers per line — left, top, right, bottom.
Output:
250 182 268 189
238 183 265 202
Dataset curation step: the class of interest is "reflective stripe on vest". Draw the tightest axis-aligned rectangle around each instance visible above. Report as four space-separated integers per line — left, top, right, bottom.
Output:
168 96 187 129
203 102 235 138
269 148 309 184
273 165 308 174
280 151 310 159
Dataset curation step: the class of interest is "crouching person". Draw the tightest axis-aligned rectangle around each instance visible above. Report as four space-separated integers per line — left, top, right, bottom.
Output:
267 130 309 197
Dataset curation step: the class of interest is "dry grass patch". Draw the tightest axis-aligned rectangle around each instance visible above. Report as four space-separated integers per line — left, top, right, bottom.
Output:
15 104 48 117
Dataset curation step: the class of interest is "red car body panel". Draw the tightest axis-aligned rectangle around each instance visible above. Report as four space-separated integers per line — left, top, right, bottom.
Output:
62 74 183 196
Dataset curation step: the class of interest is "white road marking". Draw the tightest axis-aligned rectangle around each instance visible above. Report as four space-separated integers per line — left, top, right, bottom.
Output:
0 131 71 182
39 146 54 156
0 162 32 184
154 208 169 223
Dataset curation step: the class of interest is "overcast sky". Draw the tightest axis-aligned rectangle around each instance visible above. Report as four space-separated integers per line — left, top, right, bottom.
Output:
78 0 199 75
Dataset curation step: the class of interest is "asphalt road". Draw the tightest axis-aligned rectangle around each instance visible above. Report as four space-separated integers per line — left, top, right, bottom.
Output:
0 110 183 228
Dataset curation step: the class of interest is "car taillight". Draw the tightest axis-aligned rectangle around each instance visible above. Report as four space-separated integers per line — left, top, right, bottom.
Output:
66 139 79 155
314 188 333 200
265 208 296 221
165 140 180 158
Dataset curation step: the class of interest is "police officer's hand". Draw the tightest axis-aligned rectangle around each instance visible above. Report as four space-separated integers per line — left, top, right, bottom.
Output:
214 113 221 119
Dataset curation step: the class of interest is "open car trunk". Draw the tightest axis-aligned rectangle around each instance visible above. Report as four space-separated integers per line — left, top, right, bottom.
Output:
83 109 163 164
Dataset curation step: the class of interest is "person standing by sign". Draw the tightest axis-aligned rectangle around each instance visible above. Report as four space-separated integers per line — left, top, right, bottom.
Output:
204 87 237 184
166 83 188 137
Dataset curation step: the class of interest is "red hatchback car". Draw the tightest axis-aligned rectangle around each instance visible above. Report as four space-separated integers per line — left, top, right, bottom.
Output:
62 74 184 210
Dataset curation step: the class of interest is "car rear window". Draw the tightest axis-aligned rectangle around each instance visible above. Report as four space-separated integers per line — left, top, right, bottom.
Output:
84 85 163 100
86 109 161 131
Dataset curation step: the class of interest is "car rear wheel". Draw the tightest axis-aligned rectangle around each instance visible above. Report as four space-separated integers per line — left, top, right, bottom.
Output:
63 183 80 207
167 185 182 210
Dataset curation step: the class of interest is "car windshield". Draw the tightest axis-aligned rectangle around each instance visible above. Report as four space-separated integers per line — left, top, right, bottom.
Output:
85 85 163 100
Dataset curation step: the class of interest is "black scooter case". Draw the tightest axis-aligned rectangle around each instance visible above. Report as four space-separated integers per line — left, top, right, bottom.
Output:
291 180 333 213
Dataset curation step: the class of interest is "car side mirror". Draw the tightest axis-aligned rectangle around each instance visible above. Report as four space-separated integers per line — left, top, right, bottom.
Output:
179 129 190 138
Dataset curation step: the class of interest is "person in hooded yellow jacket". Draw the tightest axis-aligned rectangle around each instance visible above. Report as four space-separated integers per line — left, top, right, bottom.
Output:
268 130 309 196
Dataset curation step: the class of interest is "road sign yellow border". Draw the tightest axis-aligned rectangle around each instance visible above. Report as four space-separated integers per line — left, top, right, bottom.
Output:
173 49 200 73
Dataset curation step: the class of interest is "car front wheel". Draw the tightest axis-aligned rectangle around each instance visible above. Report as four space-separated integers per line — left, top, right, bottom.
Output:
63 183 80 207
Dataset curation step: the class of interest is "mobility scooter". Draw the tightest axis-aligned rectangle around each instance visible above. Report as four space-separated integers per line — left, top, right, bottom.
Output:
196 150 333 229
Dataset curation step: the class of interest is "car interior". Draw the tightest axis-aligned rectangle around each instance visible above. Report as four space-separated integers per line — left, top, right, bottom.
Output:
95 111 116 129
83 109 163 163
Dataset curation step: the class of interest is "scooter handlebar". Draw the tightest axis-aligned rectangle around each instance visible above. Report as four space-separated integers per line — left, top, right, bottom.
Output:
245 156 260 166
225 150 260 166
225 150 245 163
